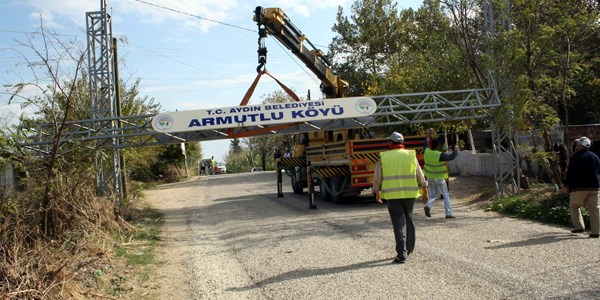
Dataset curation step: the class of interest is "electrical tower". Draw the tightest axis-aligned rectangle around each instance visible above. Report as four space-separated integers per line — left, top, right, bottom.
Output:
484 0 519 198
86 0 123 201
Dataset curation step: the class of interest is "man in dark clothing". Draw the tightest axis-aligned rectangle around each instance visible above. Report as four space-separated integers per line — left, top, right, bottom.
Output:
562 136 600 238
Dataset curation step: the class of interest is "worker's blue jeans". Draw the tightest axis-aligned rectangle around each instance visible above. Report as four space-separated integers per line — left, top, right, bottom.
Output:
426 178 453 217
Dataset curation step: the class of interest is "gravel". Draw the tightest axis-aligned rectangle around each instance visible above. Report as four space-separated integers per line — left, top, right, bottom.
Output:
144 172 600 300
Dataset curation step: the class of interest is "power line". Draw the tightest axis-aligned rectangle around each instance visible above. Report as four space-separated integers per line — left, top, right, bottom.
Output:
127 41 245 83
0 29 36 34
0 29 74 37
131 0 255 33
2 1 322 97
128 0 321 86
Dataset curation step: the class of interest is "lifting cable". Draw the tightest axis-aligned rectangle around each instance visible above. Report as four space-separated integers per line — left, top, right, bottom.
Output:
225 69 303 138
225 14 304 139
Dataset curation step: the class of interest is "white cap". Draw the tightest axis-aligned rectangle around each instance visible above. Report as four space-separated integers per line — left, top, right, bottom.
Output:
389 132 404 143
578 136 591 148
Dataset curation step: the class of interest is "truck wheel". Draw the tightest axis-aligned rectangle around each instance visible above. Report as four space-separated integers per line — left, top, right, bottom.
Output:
330 176 344 204
320 178 332 202
291 173 303 194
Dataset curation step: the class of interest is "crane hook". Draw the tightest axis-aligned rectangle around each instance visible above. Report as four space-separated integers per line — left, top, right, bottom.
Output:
257 63 265 73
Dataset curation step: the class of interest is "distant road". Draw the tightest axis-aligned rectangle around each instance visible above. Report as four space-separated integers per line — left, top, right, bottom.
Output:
145 172 600 300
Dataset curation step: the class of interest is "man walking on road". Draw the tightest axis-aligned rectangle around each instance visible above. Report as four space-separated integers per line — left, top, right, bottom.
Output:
423 139 458 219
373 132 428 264
562 136 600 238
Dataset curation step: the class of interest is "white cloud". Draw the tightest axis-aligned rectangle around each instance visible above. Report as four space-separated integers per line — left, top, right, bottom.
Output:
27 10 63 31
25 0 96 28
21 0 349 33
273 0 347 17
115 0 242 33
0 103 36 124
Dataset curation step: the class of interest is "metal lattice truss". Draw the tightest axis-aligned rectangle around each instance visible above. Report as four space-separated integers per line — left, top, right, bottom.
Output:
87 9 114 120
86 1 122 198
17 87 500 152
492 128 519 198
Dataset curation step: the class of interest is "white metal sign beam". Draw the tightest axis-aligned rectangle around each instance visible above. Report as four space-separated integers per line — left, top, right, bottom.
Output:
151 97 377 133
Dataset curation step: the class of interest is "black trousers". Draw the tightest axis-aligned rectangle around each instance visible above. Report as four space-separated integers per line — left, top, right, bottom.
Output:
387 199 416 258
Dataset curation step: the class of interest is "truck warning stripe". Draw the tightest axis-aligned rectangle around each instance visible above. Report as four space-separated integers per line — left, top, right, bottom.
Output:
350 153 381 163
280 157 305 168
314 166 349 178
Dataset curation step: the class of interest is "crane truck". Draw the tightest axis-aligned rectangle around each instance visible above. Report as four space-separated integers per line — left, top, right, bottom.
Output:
254 6 426 205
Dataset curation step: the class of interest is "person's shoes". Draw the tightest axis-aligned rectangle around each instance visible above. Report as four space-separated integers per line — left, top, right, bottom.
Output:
424 206 431 217
445 215 455 219
407 250 413 257
571 229 584 233
590 234 599 238
392 256 406 264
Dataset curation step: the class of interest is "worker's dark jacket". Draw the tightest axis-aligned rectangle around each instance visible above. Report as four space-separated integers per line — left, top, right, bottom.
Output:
564 149 600 192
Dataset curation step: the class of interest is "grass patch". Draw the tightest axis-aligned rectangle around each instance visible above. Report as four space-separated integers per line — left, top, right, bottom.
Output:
486 185 590 228
105 205 164 297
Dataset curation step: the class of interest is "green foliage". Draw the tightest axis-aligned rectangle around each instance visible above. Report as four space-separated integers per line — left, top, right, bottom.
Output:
331 0 404 96
110 205 162 296
489 0 600 129
116 206 162 262
225 150 259 173
144 144 186 182
184 142 201 174
487 189 587 227
0 21 178 298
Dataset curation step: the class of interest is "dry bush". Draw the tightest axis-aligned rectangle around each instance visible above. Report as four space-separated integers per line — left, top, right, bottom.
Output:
162 164 185 183
0 157 128 299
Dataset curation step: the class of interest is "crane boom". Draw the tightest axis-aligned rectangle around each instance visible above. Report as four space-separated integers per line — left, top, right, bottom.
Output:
254 6 348 98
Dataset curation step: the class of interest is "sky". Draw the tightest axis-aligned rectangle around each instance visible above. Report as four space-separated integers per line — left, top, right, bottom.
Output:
0 0 422 161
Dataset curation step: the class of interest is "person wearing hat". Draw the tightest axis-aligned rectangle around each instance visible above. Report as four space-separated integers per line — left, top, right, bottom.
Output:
423 139 459 219
562 136 600 238
373 132 429 263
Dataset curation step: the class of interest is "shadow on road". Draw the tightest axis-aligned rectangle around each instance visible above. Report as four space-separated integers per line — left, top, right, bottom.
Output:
226 257 392 292
484 233 585 249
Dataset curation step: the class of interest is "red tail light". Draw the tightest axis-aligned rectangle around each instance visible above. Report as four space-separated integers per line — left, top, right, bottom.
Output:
353 177 368 184
352 165 368 171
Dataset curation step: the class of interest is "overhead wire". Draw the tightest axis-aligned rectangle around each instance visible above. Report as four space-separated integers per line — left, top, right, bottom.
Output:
2 1 325 104
131 0 254 32
126 41 249 85
128 0 322 88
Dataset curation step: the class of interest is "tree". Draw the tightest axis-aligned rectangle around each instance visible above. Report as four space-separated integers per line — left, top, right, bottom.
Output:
222 91 294 173
480 0 600 185
229 138 243 155
0 20 128 297
434 0 497 152
244 90 294 171
224 148 255 173
330 0 404 96
114 78 164 182
389 0 477 93
5 19 90 236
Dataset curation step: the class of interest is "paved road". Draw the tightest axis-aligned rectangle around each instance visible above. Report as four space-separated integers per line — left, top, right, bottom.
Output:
145 172 600 300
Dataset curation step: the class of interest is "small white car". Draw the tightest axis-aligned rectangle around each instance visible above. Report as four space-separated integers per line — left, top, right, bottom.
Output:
214 161 227 174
